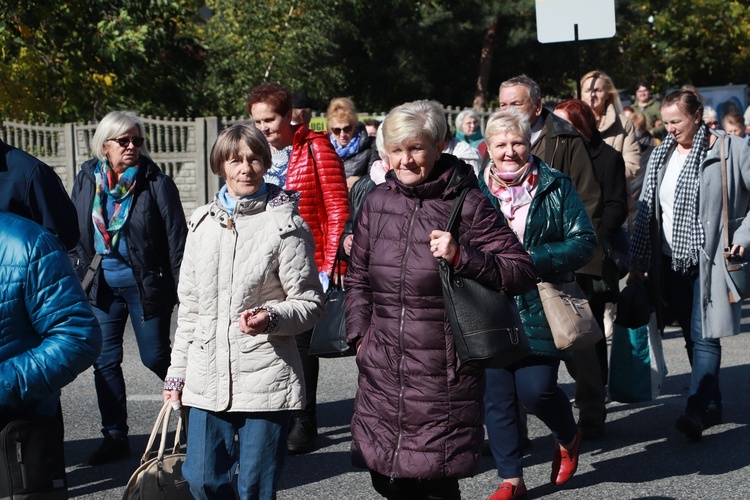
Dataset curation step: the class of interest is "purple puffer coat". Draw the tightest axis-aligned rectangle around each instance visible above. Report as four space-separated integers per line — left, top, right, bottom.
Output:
345 155 537 480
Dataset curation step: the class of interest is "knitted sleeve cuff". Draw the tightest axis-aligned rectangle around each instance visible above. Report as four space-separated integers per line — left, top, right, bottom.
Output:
163 377 185 391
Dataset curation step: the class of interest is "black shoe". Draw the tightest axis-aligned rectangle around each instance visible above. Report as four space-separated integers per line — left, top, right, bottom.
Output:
702 408 723 430
287 415 317 454
675 413 703 441
88 432 131 465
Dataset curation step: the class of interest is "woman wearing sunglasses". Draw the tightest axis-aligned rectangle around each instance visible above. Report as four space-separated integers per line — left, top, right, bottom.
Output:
327 97 380 189
69 110 187 465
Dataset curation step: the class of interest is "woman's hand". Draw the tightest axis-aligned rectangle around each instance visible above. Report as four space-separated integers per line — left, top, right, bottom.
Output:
429 230 459 263
343 234 354 256
162 389 182 409
728 244 746 259
239 309 270 335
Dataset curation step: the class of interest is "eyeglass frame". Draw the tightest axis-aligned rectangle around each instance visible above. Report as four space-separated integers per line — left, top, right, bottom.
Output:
331 125 354 136
108 136 145 148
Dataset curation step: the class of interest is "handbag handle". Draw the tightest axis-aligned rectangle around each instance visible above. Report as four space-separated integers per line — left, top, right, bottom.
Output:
140 401 185 464
444 188 471 237
720 134 731 261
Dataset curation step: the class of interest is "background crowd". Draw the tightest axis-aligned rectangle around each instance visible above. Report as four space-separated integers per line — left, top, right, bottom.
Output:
1 71 750 500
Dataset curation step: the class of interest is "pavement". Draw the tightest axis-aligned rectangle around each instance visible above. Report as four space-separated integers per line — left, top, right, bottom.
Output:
61 307 750 499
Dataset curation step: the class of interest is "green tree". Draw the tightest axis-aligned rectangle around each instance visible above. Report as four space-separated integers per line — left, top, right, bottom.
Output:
0 0 205 122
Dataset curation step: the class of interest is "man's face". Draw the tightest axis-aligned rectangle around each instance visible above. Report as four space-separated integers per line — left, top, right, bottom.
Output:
498 85 542 126
636 86 650 104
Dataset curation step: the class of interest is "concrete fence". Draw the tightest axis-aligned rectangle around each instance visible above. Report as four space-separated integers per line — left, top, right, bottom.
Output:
0 106 498 218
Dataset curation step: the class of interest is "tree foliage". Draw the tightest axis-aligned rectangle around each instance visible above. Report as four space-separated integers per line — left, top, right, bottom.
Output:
0 0 748 122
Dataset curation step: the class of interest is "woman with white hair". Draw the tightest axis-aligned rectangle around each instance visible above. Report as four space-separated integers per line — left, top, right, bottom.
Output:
478 109 596 499
455 108 486 150
69 110 187 465
345 100 536 499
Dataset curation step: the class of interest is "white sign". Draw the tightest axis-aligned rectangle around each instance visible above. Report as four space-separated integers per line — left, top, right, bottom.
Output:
535 0 616 44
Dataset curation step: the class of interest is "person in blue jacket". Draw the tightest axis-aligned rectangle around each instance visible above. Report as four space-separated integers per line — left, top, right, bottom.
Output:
0 211 101 425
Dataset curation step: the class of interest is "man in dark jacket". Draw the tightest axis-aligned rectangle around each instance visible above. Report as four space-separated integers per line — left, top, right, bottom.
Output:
496 75 607 440
0 139 79 250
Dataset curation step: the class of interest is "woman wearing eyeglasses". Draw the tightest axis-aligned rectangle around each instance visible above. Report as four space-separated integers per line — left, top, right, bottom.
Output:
327 97 380 190
69 110 187 465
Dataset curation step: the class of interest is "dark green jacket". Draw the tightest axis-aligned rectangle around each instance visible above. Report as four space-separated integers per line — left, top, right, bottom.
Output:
479 158 596 357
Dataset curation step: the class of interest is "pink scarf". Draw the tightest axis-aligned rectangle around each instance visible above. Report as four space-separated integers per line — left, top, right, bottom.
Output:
486 161 538 220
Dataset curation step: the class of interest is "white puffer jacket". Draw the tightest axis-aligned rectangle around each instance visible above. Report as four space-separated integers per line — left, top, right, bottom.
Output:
166 184 324 413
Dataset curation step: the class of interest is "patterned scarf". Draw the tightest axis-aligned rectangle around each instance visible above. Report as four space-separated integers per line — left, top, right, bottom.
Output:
266 145 292 188
630 123 709 272
486 160 538 220
331 132 361 160
92 159 138 254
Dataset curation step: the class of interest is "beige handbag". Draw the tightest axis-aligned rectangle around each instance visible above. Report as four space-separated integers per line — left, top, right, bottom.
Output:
122 401 191 500
537 280 603 350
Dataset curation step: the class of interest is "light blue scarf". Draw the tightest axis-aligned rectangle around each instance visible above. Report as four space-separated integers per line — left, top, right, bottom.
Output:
332 132 361 160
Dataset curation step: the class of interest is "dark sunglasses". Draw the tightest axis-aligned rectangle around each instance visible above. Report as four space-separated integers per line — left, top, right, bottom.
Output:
331 125 353 135
109 136 145 147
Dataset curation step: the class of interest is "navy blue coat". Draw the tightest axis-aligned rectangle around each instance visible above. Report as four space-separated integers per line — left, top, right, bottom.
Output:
69 156 187 320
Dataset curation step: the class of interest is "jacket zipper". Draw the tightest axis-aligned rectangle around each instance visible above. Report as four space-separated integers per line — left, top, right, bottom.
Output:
390 201 421 481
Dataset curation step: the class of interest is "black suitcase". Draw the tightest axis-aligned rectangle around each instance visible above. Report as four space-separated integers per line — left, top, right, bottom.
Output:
0 416 68 500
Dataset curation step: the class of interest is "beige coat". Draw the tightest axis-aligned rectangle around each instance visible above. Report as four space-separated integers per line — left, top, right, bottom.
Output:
166 185 324 413
599 104 641 185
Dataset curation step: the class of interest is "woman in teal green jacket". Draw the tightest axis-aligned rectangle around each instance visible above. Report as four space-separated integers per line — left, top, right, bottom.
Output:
478 109 596 500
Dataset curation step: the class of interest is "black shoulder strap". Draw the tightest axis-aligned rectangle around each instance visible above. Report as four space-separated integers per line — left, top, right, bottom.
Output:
445 187 471 237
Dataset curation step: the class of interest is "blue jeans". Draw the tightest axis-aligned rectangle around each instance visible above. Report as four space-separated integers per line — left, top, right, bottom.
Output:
183 408 291 500
484 356 577 479
92 285 172 436
687 279 722 415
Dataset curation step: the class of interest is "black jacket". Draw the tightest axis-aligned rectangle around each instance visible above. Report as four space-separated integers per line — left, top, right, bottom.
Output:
0 140 79 250
69 156 187 319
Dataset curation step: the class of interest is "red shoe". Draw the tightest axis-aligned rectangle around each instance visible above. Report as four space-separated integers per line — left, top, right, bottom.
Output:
551 428 582 485
488 481 528 500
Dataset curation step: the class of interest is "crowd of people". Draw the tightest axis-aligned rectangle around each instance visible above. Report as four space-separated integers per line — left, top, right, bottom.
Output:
1 73 750 500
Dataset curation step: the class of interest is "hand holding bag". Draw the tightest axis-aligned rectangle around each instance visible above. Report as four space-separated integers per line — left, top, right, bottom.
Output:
537 280 603 350
719 134 750 303
440 187 531 368
309 255 355 357
122 401 191 500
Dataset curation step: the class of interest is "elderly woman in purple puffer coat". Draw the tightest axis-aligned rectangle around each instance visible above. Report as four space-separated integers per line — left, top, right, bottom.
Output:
345 100 537 500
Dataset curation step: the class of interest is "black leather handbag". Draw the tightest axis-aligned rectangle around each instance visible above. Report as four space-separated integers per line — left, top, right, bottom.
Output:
309 256 355 357
439 188 531 368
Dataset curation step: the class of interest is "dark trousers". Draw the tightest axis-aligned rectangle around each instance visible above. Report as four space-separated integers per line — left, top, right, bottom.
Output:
293 329 318 422
662 255 697 365
485 356 577 479
370 471 460 500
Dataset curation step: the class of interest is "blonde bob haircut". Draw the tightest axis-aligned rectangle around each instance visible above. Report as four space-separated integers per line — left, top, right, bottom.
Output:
484 108 532 147
382 100 447 151
580 70 623 114
209 124 272 178
91 111 150 161
326 97 358 129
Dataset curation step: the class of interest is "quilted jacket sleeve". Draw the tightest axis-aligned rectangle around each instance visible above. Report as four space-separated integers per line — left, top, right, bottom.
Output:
0 231 101 411
312 138 350 274
530 178 597 276
166 208 202 382
271 216 326 336
452 189 538 297
344 191 373 347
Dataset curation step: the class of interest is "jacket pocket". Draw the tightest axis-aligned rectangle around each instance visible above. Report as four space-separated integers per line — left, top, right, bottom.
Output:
185 317 215 395
236 334 285 392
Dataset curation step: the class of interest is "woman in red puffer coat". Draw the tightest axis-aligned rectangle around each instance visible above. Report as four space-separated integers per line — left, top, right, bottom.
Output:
247 83 350 454
345 100 537 499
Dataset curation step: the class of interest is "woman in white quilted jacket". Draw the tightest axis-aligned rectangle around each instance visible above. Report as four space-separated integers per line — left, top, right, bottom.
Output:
162 124 325 500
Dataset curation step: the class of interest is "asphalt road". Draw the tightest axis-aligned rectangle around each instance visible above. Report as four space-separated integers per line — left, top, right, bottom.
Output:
61 307 750 499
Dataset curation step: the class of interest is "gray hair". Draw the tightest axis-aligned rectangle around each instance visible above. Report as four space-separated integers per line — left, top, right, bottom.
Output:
484 108 532 147
455 109 480 133
500 75 542 104
91 111 150 161
382 100 447 151
703 106 717 122
210 124 271 177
